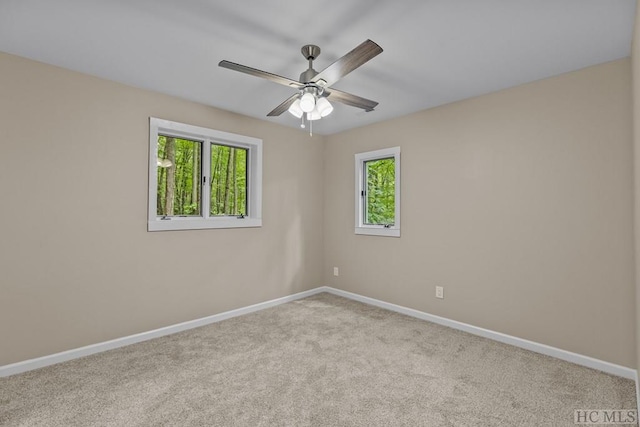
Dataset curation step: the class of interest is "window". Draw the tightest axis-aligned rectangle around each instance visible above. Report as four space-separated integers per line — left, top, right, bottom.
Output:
148 117 262 231
355 147 400 237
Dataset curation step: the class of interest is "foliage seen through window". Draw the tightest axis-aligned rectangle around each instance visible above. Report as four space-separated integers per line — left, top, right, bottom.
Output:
365 157 395 225
157 136 201 216
157 136 247 217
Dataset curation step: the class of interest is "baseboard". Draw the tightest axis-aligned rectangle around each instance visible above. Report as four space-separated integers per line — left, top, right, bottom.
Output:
321 286 638 381
0 287 325 378
2 285 637 384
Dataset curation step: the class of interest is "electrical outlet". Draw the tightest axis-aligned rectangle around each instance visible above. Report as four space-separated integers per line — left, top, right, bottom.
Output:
333 267 339 276
435 286 444 299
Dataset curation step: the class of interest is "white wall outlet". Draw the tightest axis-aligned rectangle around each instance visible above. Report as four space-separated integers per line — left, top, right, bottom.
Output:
435 286 444 299
333 267 339 276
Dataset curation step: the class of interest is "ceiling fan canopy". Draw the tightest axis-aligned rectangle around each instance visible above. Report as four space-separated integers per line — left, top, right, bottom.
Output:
219 40 383 128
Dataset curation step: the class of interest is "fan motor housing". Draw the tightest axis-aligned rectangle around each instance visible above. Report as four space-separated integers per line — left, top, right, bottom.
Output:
299 68 318 83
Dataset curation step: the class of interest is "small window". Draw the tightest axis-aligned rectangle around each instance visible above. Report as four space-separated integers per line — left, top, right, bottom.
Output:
355 147 400 237
149 118 262 231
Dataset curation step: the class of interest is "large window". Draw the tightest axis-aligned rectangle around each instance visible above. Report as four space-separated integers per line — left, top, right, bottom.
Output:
149 118 262 231
355 147 400 237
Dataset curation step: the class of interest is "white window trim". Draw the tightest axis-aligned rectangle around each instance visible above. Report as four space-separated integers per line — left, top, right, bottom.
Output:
355 146 401 237
148 117 262 231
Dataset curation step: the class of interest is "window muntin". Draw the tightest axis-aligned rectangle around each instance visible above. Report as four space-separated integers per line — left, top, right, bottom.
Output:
355 147 400 237
149 118 262 231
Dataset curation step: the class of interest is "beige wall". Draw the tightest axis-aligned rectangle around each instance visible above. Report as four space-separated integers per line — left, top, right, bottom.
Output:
324 59 636 367
0 52 325 366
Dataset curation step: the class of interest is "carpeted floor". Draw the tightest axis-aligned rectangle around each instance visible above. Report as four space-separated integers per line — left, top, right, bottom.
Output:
0 293 636 426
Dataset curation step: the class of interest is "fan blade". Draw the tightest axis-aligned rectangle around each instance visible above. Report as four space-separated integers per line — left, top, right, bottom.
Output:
325 88 378 112
312 40 382 88
218 60 304 89
267 93 299 117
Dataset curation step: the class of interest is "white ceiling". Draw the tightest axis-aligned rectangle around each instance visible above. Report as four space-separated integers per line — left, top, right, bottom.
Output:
0 0 636 135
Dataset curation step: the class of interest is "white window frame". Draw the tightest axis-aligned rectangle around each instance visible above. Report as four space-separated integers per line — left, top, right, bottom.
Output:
148 117 262 231
355 147 401 237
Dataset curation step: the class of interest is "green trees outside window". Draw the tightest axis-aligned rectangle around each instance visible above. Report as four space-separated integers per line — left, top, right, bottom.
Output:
156 136 247 217
157 136 201 216
210 144 247 216
365 157 395 225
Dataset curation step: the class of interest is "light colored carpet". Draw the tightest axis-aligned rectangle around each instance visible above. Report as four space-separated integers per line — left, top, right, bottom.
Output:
0 293 636 426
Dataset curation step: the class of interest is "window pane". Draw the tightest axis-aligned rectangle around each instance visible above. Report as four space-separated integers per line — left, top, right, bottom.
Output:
210 143 248 216
365 157 395 225
156 136 202 217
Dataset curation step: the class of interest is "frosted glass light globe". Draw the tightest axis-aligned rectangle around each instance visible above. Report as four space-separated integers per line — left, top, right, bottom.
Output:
288 98 303 118
299 92 316 113
307 109 321 121
315 97 333 117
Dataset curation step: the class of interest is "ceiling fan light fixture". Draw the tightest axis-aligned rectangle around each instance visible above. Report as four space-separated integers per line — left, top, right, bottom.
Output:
299 92 316 113
288 98 303 118
315 97 333 117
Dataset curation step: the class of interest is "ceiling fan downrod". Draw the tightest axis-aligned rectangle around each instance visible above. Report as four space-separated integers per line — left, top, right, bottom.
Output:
299 45 321 83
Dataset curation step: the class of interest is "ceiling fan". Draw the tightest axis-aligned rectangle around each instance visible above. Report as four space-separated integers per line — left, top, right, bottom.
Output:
219 39 383 132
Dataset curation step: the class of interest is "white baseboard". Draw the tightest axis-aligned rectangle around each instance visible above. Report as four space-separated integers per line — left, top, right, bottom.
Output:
2 285 637 385
320 286 638 381
0 287 325 378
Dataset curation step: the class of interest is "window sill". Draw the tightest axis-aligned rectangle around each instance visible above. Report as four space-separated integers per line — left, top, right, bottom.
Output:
355 227 400 237
149 218 262 231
